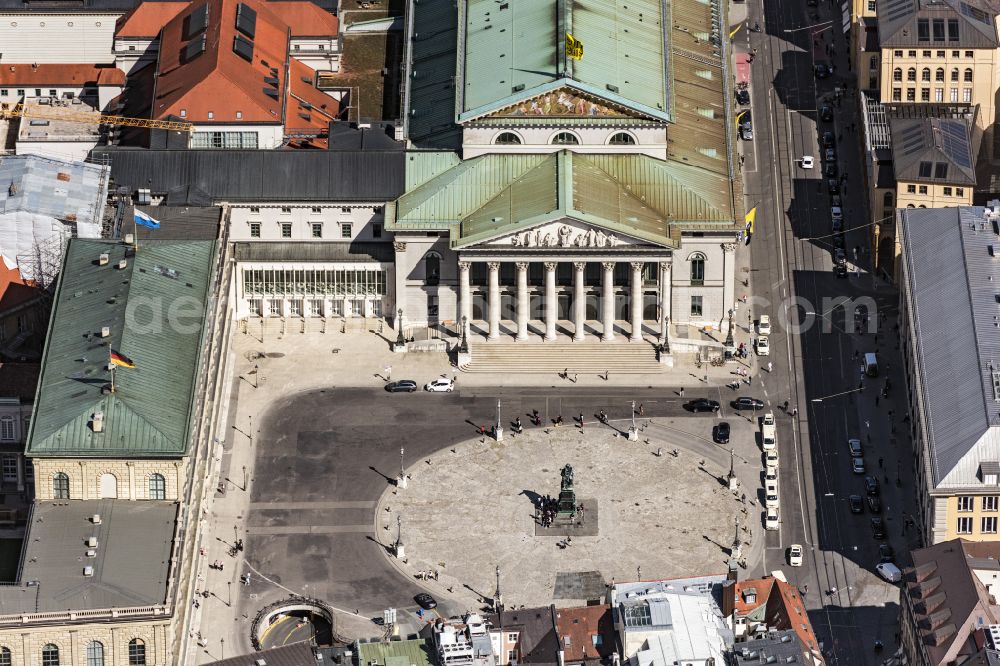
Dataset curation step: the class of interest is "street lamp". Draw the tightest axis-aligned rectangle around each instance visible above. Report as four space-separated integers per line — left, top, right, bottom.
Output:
458 315 469 354
396 308 406 346
724 308 735 358
628 400 638 441
398 447 408 488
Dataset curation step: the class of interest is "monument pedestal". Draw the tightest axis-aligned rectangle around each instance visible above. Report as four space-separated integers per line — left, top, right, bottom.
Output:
534 499 599 537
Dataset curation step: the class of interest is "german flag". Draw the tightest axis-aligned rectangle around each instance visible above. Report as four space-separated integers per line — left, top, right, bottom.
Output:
110 349 136 369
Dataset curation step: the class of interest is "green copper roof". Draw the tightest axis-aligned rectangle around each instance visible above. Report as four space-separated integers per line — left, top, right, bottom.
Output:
357 639 435 666
27 239 216 458
456 0 670 122
390 151 733 243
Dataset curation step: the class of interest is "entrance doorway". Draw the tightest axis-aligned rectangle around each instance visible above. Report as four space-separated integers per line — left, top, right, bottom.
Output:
98 473 118 499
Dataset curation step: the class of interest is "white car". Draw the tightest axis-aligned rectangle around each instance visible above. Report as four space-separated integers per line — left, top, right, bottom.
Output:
788 544 803 566
764 465 778 483
876 562 902 583
765 480 779 508
755 336 770 356
424 378 455 392
765 506 779 530
765 448 779 466
757 315 771 336
831 206 843 220
800 156 814 169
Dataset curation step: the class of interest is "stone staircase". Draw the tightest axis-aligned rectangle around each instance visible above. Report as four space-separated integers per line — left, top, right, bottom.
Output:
461 340 662 374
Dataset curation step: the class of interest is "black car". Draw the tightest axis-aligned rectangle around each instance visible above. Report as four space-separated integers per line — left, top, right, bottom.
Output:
686 399 721 413
824 161 838 178
867 495 882 513
713 422 731 444
833 234 846 250
830 194 842 207
736 89 750 106
849 494 864 514
385 380 418 393
835 263 848 278
815 62 832 78
871 517 887 540
865 475 880 496
879 544 895 563
414 593 438 610
732 397 765 411
820 105 834 121
827 179 840 194
822 131 835 148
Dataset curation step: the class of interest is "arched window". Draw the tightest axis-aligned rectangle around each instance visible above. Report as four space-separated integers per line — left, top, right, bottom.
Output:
906 67 916 81
551 132 579 145
935 67 944 81
53 473 69 500
0 647 10 666
494 132 521 145
608 132 636 145
128 639 147 666
964 67 973 82
425 253 440 286
907 204 915 208
951 68 959 81
0 416 13 441
86 641 104 666
918 204 926 208
42 644 59 666
149 473 165 500
690 253 706 285
892 67 902 81
921 67 930 81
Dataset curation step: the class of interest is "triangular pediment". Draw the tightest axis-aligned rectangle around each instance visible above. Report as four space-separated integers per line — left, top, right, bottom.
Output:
464 218 661 250
484 85 654 121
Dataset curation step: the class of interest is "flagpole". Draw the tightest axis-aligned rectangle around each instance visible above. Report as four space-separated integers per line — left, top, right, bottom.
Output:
109 349 116 393
134 212 139 252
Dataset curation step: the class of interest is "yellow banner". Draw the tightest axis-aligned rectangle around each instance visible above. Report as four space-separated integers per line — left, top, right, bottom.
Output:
566 33 583 61
745 207 757 238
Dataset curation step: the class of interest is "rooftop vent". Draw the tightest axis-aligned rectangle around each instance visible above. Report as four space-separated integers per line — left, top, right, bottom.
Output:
86 549 96 558
83 566 94 577
117 259 127 270
123 233 134 245
86 536 98 548
100 326 110 338
91 411 104 433
98 253 110 266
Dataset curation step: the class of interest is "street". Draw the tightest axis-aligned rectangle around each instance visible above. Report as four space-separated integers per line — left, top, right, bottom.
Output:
737 0 918 661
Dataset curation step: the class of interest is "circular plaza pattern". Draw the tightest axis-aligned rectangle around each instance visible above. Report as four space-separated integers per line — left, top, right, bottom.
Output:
387 424 744 609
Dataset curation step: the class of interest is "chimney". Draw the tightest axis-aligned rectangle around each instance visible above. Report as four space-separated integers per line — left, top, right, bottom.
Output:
98 253 109 266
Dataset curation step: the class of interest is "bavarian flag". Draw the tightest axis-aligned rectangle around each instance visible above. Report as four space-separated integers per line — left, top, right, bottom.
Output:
134 208 161 229
110 349 136 369
566 33 583 60
744 207 757 246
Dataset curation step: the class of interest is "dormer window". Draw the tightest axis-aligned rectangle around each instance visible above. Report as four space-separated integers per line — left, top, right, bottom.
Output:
981 462 1000 485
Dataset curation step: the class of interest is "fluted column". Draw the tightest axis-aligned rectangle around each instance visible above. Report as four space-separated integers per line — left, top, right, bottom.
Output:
630 261 644 342
516 261 529 341
573 261 586 341
660 260 672 337
601 261 615 341
488 261 500 340
544 261 557 341
458 261 471 327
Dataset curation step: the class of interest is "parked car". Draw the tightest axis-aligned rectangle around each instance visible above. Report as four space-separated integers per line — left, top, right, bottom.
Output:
824 161 839 177
765 448 779 466
761 412 776 450
755 336 770 356
824 148 836 163
879 544 895 563
425 378 455 392
849 494 864 514
736 88 751 105
820 105 834 121
827 179 840 194
739 122 754 141
876 562 902 583
865 475 881 496
830 194 843 207
686 399 721 413
765 480 779 508
871 517 887 540
831 219 843 234
848 438 863 456
867 495 882 513
800 156 815 169
733 397 765 411
788 544 803 566
831 206 843 220
765 506 780 530
822 131 835 148
834 248 847 264
757 315 772 335
852 457 865 474
385 380 418 393
713 422 731 444
414 593 438 609
815 62 832 78
835 263 848 278
764 466 778 483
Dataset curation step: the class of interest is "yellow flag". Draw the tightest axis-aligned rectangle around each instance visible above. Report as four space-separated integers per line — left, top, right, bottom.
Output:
566 33 583 61
744 207 757 245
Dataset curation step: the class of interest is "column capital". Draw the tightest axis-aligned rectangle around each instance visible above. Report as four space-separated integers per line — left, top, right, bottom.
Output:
487 261 501 272
573 261 586 271
659 260 672 274
630 261 644 272
458 260 471 273
721 243 738 253
393 241 407 253
515 261 529 272
544 261 557 272
602 261 616 271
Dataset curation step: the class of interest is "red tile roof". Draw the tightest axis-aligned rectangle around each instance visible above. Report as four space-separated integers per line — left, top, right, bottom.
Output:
116 2 189 37
0 261 42 315
554 606 616 664
0 64 125 87
152 0 338 144
732 577 823 660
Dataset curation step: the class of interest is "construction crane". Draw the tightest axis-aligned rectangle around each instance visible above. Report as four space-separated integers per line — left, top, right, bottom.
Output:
0 102 194 133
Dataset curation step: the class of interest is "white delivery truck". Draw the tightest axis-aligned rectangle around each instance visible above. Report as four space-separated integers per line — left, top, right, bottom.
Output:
761 412 776 450
864 352 879 377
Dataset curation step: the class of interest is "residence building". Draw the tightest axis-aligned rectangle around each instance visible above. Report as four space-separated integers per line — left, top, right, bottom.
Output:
486 606 560 666
553 605 616 666
897 204 1000 544
434 613 497 666
725 576 824 664
0 362 39 497
0 63 125 110
901 539 1000 665
0 258 45 361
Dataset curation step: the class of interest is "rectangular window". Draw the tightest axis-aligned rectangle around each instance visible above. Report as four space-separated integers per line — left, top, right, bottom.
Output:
947 20 958 41
937 50 945 57
372 224 382 238
341 223 353 238
308 299 323 317
950 87 958 102
918 185 928 194
966 51 974 58
935 88 944 101
289 299 303 317
894 50 903 57
958 496 974 512
922 50 932 58
249 206 261 214
958 517 973 534
957 187 965 197
281 223 292 238
908 50 916 57
249 222 261 238
268 299 282 316
906 88 916 101
312 223 323 238
921 88 930 101
932 18 945 41
16 89 24 97
508 633 517 642
964 88 972 102
341 206 351 213
691 295 703 317
189 131 258 149
917 18 929 41
311 206 322 213
907 184 916 193
0 418 13 441
1 456 16 482
943 187 952 196
868 0 875 9
248 299 262 316
984 516 998 534
0 90 6 97
892 88 902 101
280 206 292 213
985 496 999 512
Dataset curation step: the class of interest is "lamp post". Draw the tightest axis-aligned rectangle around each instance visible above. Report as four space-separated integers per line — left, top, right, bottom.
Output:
395 515 405 560
660 315 669 354
397 447 408 489
628 400 638 441
396 308 405 346
458 315 469 354
495 399 503 442
724 308 735 359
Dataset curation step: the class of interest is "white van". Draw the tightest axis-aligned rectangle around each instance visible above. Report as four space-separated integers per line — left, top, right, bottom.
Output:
876 562 901 583
863 352 879 377
761 412 776 450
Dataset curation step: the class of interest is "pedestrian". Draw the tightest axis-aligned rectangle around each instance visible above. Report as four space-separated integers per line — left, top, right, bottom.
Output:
783 399 789 411
604 369 610 381
792 407 798 416
573 373 578 383
563 367 569 379
853 349 858 360
638 403 644 416
680 387 685 397
865 420 870 430
479 424 486 436
767 361 773 372
385 365 392 380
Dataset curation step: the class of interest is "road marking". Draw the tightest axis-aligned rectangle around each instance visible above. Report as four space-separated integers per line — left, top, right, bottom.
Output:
249 525 374 535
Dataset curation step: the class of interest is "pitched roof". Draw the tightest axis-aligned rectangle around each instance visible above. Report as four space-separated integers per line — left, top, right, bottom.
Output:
456 0 670 123
890 115 976 185
356 638 436 666
206 643 318 666
116 0 337 39
731 577 823 661
876 0 999 48
906 539 1000 665
116 1 190 38
553 605 616 663
0 259 42 316
27 238 216 458
0 63 125 87
898 206 1000 486
487 606 560 666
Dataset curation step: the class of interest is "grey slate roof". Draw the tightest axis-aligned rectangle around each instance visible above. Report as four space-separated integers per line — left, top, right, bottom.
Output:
204 643 317 666
732 630 807 664
94 149 407 204
0 499 176 614
899 206 1000 486
233 241 394 263
402 0 463 148
486 606 560 666
123 205 222 240
876 0 999 48
890 116 976 185
27 238 216 458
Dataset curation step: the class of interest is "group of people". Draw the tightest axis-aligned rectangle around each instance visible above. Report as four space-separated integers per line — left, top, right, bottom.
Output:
736 342 750 359
536 495 565 528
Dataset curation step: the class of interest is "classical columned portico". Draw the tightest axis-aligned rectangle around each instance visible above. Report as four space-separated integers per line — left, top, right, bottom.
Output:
487 261 501 339
601 262 615 341
544 262 557 341
573 262 586 341
516 262 529 341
